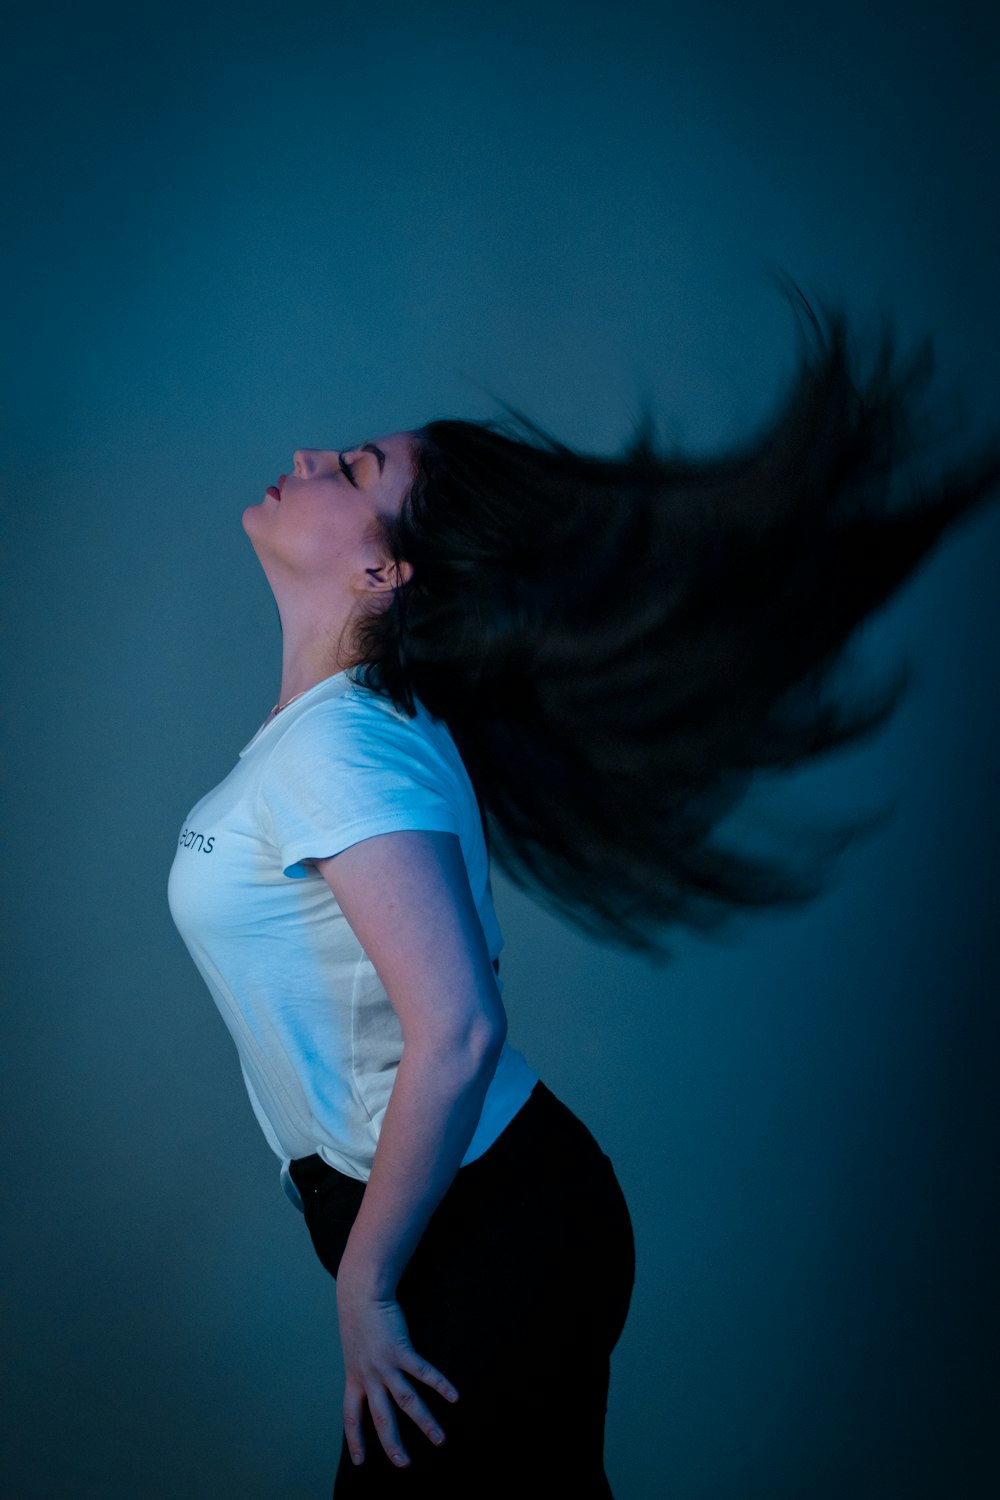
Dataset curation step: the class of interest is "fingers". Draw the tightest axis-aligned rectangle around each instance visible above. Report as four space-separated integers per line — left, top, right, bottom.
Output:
408 1354 460 1405
368 1387 412 1467
343 1387 366 1467
359 1378 446 1468
392 1377 448 1451
344 1357 460 1469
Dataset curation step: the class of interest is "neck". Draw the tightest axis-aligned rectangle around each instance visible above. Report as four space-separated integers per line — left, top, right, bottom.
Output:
272 591 358 711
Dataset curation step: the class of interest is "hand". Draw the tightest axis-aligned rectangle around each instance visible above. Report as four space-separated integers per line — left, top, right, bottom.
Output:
336 1278 460 1468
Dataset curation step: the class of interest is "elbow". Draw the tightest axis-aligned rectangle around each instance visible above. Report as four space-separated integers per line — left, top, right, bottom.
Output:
414 1013 507 1075
455 1009 507 1073
473 1011 508 1068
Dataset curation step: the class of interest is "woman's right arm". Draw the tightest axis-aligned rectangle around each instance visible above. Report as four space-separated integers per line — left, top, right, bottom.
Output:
312 828 508 1468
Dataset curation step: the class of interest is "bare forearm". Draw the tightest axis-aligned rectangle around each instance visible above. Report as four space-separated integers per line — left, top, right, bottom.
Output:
338 1035 504 1298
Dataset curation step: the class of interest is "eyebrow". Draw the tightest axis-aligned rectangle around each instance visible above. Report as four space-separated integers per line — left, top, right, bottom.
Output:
340 443 386 489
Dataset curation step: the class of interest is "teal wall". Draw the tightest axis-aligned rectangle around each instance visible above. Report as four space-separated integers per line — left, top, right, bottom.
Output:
3 2 997 1495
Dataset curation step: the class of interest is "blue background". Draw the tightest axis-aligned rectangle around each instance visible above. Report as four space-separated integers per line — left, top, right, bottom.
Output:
2 2 998 1495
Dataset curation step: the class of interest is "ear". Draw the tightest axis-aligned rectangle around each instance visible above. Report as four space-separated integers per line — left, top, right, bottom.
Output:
363 558 415 592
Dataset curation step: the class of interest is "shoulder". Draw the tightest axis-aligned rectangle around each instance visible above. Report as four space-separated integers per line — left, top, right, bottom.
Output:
262 682 464 796
256 686 472 873
285 682 450 761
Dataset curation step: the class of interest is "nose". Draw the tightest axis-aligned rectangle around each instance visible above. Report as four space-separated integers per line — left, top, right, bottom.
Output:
292 448 338 477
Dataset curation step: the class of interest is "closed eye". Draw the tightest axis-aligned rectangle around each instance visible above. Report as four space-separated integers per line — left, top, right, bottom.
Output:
338 452 358 488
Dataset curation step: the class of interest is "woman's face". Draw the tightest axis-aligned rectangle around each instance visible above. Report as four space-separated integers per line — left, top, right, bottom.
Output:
243 431 417 592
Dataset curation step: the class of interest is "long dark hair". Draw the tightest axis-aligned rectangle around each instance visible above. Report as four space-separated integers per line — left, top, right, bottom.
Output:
353 285 1000 958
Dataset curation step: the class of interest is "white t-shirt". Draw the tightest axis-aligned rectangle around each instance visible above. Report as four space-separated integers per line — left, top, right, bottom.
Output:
167 670 538 1199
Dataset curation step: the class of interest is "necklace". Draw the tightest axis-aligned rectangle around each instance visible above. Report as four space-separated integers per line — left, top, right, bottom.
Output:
267 687 312 719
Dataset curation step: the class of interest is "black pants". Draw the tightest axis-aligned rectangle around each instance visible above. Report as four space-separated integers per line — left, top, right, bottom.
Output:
289 1080 636 1498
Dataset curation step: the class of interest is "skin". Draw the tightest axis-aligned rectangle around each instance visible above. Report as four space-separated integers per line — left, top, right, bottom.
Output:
245 437 510 1469
316 831 508 1468
242 433 418 706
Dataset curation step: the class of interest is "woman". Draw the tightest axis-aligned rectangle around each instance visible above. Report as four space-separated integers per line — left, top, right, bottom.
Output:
168 285 999 1495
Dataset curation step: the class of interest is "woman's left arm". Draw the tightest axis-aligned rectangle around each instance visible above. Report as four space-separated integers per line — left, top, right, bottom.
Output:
311 829 509 1469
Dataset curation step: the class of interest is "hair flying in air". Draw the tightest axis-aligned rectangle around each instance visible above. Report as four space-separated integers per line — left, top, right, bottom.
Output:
352 283 1000 959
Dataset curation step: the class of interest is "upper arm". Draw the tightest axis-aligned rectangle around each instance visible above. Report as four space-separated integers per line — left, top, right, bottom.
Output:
312 830 508 1054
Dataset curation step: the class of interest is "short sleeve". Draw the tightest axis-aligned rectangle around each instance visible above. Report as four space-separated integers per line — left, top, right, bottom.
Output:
258 694 463 878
